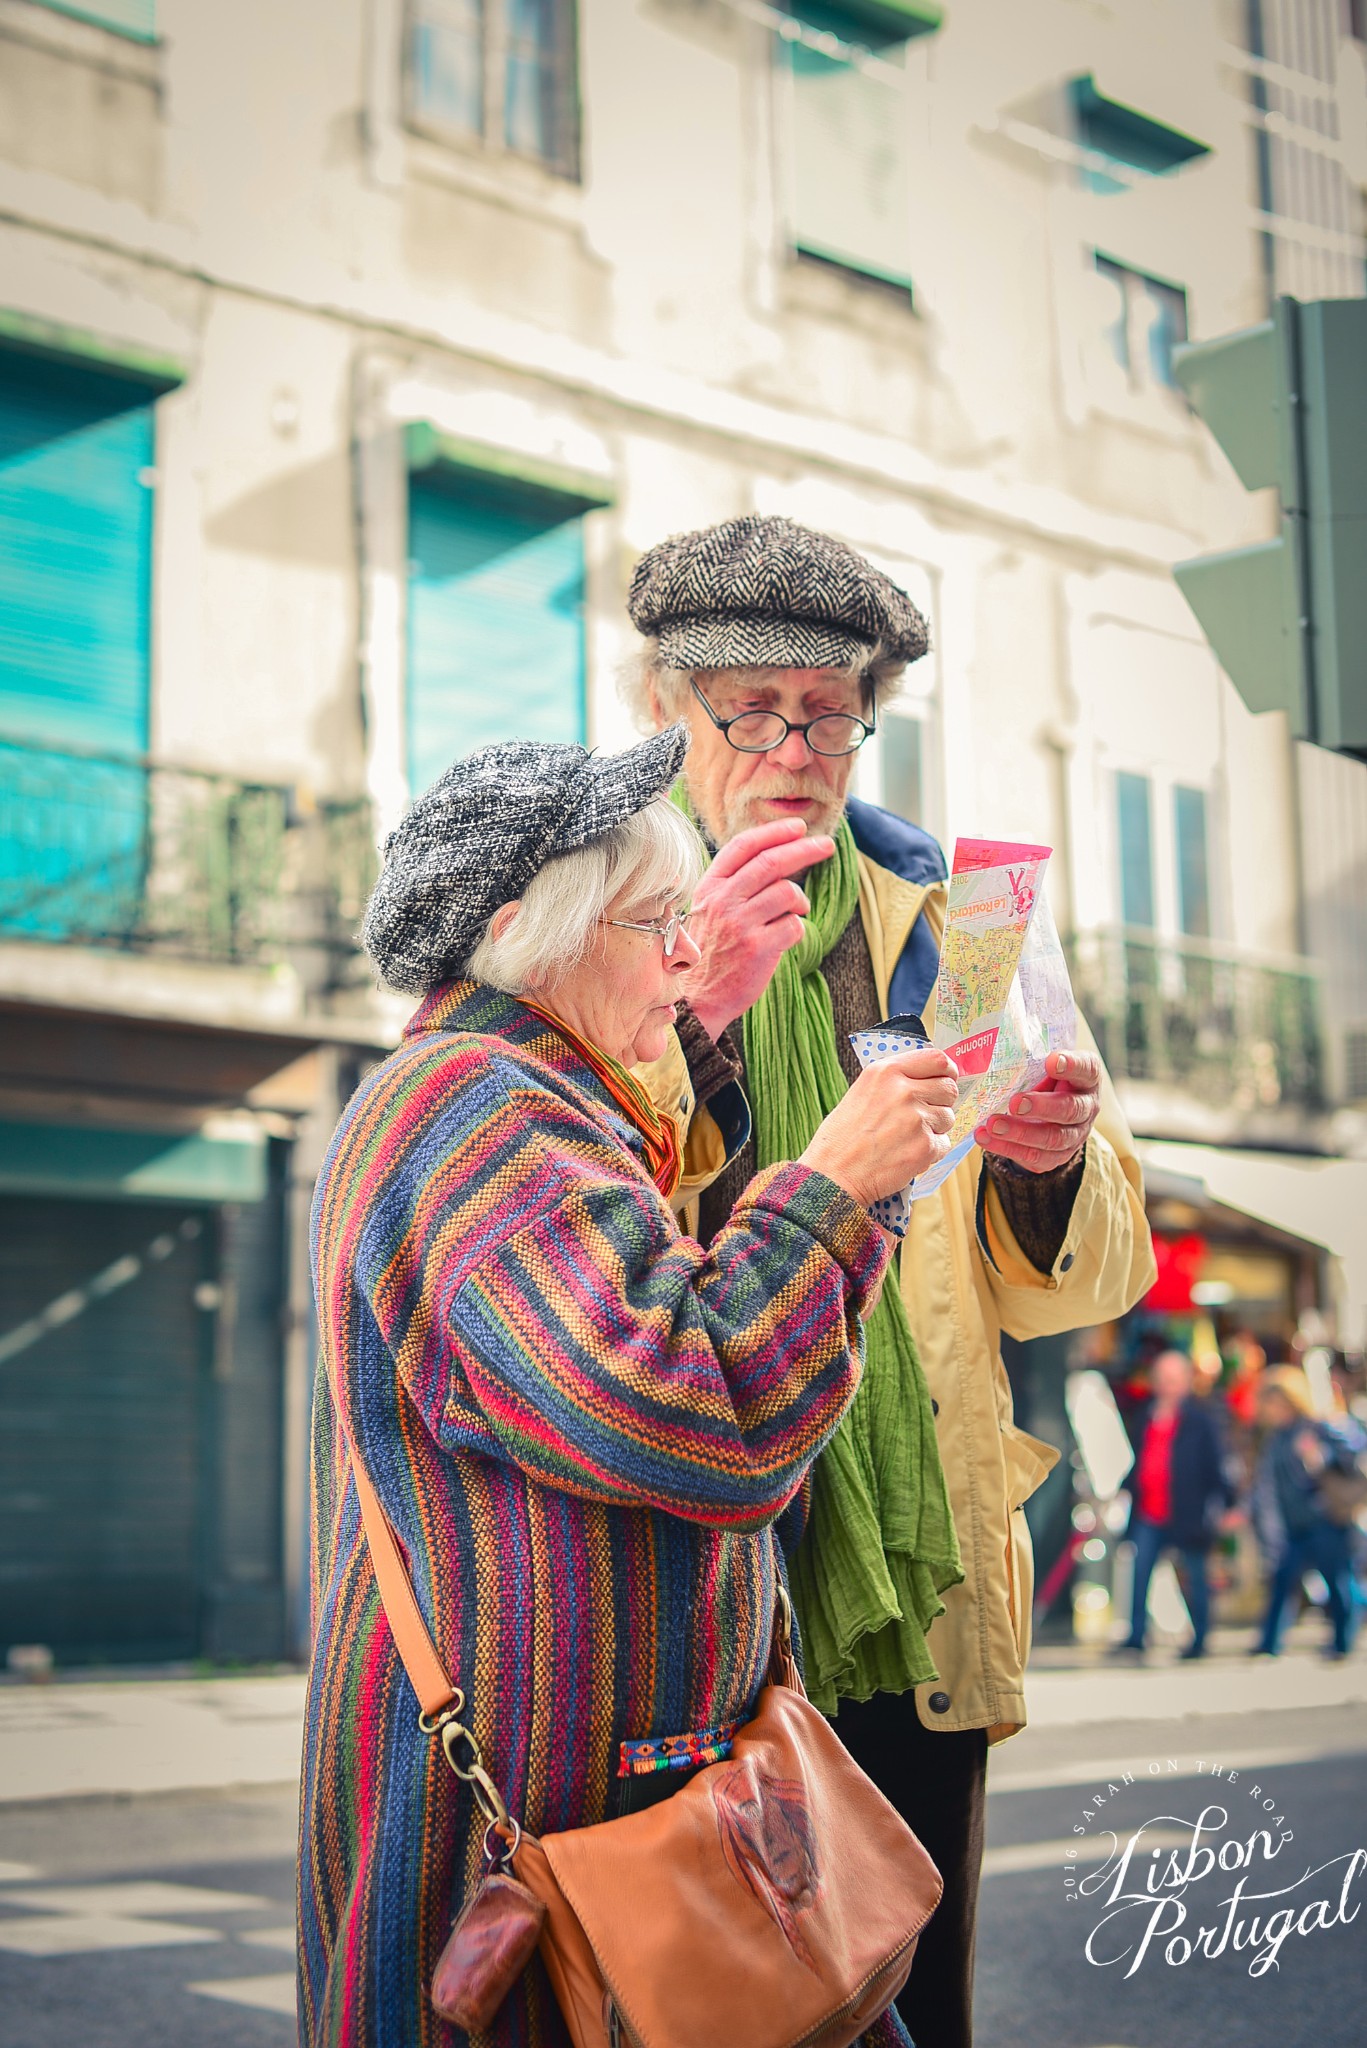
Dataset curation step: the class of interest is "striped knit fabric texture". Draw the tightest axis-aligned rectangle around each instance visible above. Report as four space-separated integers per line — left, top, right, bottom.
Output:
297 979 886 2048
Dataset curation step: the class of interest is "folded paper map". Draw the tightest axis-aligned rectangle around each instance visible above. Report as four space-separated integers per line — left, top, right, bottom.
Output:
849 837 1077 1234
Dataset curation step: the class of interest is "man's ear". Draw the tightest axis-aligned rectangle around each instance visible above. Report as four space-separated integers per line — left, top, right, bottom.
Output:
645 675 667 732
489 901 520 942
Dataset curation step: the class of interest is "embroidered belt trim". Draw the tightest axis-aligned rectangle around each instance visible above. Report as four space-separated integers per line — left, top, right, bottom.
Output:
617 1720 741 1778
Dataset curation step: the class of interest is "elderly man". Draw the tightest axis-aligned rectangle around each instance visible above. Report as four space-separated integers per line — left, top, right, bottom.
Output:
625 513 1156 2048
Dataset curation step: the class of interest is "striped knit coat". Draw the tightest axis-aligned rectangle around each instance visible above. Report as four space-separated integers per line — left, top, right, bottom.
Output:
298 980 891 2048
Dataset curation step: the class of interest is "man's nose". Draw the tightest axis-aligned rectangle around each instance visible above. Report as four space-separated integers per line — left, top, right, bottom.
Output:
769 726 814 771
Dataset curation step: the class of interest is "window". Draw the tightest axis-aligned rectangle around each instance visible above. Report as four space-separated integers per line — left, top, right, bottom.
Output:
784 1 938 292
1245 0 1367 302
1173 785 1212 938
407 0 580 177
35 0 155 37
879 709 926 825
405 455 603 796
1093 255 1189 390
1115 772 1155 929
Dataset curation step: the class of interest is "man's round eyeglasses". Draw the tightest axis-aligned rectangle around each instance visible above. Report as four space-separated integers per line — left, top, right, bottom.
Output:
605 908 694 956
691 679 876 757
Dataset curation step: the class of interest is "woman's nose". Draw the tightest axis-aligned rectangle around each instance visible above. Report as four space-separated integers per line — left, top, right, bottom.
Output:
670 924 703 969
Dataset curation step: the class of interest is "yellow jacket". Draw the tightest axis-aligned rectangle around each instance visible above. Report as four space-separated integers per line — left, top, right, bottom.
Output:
648 847 1156 1742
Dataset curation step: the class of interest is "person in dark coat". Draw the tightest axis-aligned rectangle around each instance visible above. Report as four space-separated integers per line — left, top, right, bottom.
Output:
1253 1367 1361 1659
1120 1350 1234 1658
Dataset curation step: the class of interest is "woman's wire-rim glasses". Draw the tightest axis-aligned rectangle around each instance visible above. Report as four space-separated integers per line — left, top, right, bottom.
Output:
690 679 876 756
605 907 694 956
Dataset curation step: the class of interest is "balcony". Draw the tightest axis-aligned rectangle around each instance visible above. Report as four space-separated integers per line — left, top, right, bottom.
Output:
1068 925 1327 1145
0 736 377 995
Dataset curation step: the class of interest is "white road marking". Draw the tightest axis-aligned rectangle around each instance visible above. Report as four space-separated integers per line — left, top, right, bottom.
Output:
988 1736 1367 1796
4 1881 269 1918
0 1862 38 1882
239 1925 296 1951
190 1971 296 2016
982 1829 1191 1877
0 1914 222 1956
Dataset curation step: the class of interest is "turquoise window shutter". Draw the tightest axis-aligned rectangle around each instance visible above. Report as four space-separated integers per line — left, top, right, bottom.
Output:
0 351 155 756
1116 771 1155 930
1173 784 1212 939
0 349 160 941
406 476 588 796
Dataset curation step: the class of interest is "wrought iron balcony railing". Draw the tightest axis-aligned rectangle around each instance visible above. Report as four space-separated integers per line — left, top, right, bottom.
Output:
1068 925 1326 1117
0 736 377 986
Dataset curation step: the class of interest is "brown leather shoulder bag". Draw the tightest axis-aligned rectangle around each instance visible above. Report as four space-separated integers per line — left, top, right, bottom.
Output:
348 1445 942 2048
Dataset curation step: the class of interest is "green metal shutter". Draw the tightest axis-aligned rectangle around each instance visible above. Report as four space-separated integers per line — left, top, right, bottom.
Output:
407 474 587 796
0 348 160 939
0 1199 210 1664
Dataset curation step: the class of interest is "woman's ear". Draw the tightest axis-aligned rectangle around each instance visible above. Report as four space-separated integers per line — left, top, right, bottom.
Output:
489 901 520 942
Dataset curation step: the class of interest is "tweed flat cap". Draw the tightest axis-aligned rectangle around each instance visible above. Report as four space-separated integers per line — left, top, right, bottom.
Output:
627 514 929 674
361 723 690 995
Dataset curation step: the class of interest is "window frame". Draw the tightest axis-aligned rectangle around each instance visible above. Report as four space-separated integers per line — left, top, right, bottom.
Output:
404 0 582 182
1092 252 1190 395
775 0 936 299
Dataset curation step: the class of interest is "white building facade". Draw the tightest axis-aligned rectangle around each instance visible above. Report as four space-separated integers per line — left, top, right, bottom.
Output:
1 0 1364 1661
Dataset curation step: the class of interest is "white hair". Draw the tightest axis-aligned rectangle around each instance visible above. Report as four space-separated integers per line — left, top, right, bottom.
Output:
467 796 705 995
618 639 912 733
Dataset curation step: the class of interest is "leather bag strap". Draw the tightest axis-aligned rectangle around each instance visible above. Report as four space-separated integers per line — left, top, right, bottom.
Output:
345 1437 795 1727
347 1444 460 1722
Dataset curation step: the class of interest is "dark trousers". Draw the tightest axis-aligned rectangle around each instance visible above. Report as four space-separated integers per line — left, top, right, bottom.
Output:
1126 1518 1210 1650
1258 1521 1356 1655
834 1691 987 2048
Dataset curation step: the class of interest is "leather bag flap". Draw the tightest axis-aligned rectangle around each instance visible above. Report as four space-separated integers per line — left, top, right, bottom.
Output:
538 1685 942 2048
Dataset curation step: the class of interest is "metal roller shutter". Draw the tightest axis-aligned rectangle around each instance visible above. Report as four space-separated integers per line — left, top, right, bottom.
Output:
406 472 587 796
0 1198 212 1665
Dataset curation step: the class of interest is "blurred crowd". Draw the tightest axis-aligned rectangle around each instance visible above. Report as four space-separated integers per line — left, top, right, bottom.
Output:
1112 1334 1367 1660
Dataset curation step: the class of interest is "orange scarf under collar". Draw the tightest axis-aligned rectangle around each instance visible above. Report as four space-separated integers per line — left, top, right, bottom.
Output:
520 999 682 1201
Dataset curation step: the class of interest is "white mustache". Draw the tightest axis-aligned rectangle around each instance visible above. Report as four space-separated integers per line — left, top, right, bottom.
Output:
745 772 827 800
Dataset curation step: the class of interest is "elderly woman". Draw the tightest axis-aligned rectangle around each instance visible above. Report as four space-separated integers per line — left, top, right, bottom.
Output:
297 726 958 2048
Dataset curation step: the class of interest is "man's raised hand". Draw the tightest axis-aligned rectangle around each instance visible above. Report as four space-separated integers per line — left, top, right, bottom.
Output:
682 818 836 1039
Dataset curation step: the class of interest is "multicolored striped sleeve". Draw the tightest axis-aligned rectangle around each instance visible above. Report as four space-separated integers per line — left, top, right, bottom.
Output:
447 1160 887 1531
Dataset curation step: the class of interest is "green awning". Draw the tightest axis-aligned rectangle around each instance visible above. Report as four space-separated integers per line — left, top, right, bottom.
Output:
1071 75 1210 176
0 1120 268 1203
404 423 614 516
791 0 941 47
0 308 184 393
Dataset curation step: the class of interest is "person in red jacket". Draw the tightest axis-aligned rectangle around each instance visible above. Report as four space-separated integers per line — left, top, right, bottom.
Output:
1120 1350 1236 1658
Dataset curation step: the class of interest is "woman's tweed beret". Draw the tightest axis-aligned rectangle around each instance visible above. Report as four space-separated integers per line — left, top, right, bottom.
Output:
361 723 690 995
627 513 929 674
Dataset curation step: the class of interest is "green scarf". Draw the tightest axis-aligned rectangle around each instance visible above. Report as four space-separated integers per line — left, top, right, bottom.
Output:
736 819 962 1713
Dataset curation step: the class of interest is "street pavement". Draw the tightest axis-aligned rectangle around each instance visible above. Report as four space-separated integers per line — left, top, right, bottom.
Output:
1 1627 1363 2047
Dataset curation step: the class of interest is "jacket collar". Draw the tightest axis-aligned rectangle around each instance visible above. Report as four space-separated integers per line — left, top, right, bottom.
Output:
404 979 653 1168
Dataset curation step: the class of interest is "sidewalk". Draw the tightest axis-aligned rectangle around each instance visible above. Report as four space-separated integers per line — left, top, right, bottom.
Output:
0 1674 305 1805
1022 1629 1367 1727
0 1637 1362 1805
